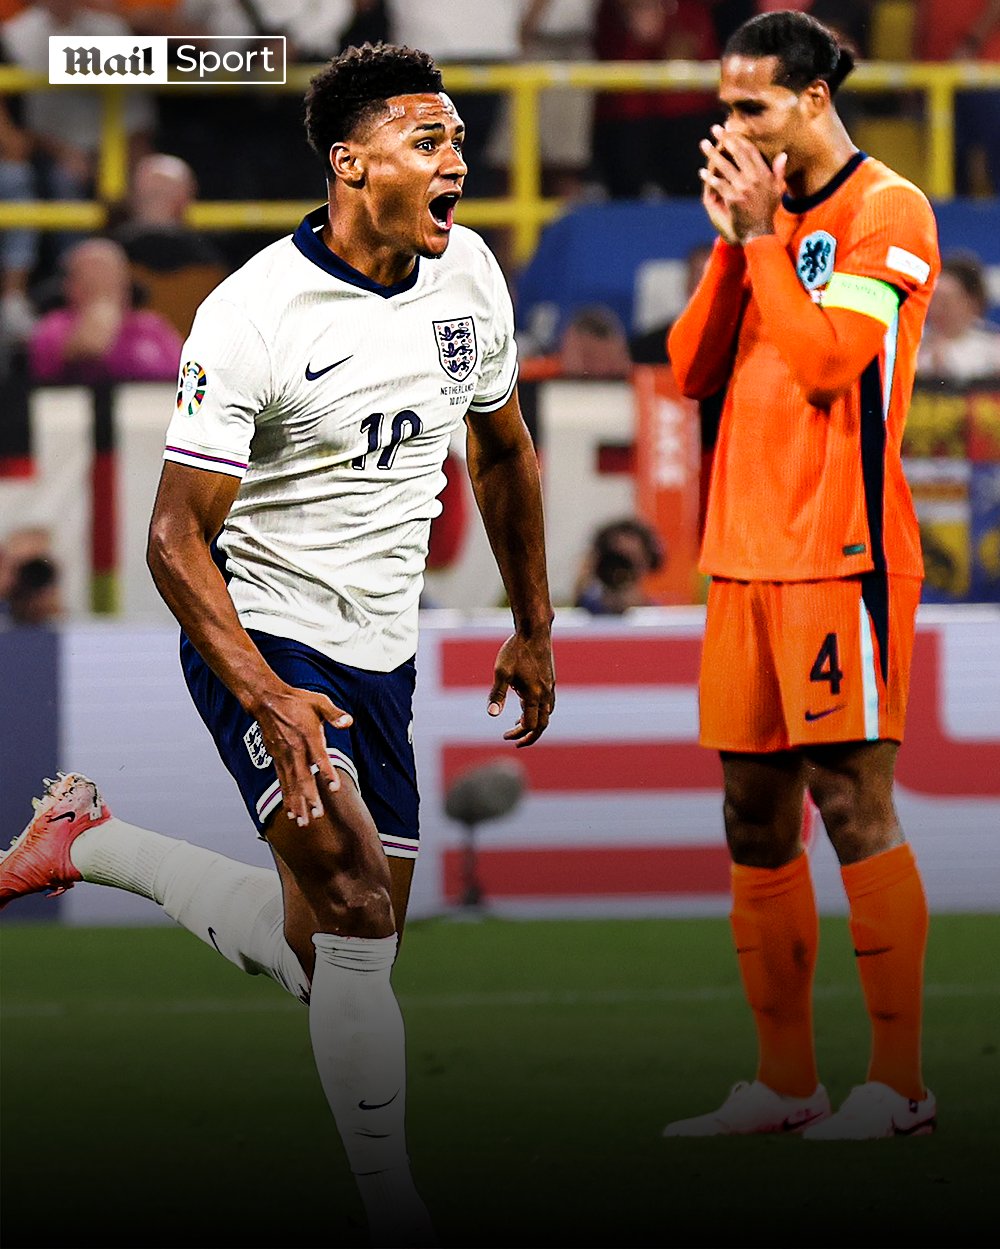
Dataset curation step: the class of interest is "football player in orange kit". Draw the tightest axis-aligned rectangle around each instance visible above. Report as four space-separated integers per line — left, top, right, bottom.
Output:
664 10 940 1139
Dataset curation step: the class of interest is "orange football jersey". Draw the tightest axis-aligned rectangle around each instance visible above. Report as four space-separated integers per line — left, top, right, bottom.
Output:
671 153 940 581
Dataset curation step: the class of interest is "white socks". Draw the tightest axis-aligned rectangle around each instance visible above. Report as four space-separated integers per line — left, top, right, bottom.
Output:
310 933 434 1247
69 818 310 1003
69 816 174 897
69 821 433 1243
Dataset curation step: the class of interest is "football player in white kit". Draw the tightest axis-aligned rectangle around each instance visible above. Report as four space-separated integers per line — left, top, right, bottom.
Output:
0 44 555 1247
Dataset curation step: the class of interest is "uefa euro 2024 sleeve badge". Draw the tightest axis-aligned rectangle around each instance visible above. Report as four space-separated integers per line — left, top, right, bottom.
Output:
177 361 207 416
796 231 837 291
433 317 478 382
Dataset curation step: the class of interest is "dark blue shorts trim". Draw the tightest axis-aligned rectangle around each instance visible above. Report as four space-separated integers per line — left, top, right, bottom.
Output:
180 630 419 857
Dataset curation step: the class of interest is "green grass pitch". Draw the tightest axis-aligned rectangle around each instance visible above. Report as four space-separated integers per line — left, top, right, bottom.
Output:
1 915 997 1248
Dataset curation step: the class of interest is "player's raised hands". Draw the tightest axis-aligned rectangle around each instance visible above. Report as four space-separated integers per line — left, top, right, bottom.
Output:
251 682 353 827
699 129 740 245
487 632 556 748
700 126 787 245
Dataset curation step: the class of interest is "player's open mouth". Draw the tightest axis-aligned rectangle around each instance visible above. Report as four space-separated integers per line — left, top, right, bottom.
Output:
429 193 460 230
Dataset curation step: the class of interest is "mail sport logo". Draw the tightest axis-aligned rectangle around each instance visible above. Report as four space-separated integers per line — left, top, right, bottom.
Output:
433 317 477 382
176 361 207 415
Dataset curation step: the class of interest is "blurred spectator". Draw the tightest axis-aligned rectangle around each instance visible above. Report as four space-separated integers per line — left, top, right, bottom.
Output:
574 517 664 613
592 0 719 199
505 0 599 199
917 252 1000 383
387 1 522 197
1 2 156 334
521 304 632 380
630 240 713 363
918 0 1000 194
112 153 227 336
113 153 222 269
0 96 37 343
561 304 632 376
0 527 59 628
5 555 62 626
1 525 51 566
166 0 386 59
145 2 373 265
28 238 182 383
113 1 185 37
0 1 155 194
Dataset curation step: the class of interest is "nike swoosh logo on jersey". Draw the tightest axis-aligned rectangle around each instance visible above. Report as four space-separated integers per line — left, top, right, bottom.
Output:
805 705 844 722
854 946 892 957
47 811 75 824
305 354 352 381
207 926 222 954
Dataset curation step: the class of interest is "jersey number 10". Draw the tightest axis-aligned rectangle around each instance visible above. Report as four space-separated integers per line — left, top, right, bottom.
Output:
352 410 423 471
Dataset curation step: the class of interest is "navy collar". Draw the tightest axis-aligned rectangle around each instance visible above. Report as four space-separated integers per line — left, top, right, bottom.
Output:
292 205 421 297
782 150 867 215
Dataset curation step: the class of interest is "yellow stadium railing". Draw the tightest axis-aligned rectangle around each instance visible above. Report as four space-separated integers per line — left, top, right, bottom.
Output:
2 61 1000 264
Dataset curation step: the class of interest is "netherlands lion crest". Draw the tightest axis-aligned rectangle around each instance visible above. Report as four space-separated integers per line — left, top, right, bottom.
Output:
433 317 477 382
796 231 837 290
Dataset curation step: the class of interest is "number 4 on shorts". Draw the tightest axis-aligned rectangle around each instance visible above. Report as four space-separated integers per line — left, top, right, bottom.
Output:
810 632 844 695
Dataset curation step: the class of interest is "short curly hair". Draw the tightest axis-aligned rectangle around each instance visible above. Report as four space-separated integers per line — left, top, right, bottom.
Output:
305 43 443 180
724 11 856 96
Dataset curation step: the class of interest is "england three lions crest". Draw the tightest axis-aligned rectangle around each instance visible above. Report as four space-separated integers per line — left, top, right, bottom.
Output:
433 317 478 382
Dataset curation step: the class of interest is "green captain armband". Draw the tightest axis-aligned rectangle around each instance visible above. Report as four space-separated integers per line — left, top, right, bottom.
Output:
821 273 900 326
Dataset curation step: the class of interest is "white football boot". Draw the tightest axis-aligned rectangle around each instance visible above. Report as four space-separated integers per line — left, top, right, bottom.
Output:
663 1079 831 1137
803 1081 936 1139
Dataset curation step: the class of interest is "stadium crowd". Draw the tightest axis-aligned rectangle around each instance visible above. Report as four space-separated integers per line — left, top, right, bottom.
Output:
1 0 999 608
2 1 999 337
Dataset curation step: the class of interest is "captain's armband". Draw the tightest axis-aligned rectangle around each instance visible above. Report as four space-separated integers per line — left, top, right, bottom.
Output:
820 273 900 327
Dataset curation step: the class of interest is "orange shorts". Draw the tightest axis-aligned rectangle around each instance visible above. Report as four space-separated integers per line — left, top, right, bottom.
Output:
699 574 921 752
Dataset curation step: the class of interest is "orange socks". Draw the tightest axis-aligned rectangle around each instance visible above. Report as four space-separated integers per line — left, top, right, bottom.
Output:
842 843 928 1101
731 845 927 1101
730 853 819 1098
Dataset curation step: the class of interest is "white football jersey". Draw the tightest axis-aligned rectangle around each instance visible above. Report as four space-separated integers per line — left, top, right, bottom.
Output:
164 207 517 670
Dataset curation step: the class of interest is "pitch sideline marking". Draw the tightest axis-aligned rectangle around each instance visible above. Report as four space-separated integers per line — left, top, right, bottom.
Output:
2 982 997 1019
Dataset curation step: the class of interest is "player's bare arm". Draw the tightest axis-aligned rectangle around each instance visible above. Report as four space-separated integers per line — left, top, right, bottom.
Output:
147 461 350 827
465 387 555 747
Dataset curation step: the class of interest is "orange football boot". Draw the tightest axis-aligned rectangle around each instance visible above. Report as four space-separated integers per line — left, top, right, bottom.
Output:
0 772 109 909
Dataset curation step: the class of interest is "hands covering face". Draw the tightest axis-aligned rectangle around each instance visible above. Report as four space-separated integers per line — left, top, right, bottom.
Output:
699 125 788 245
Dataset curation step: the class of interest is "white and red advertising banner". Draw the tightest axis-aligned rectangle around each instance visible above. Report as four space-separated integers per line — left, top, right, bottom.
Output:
54 610 999 926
